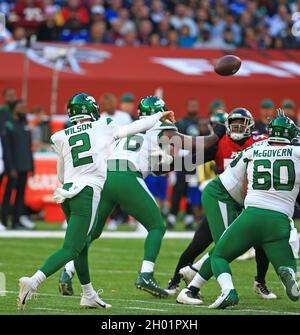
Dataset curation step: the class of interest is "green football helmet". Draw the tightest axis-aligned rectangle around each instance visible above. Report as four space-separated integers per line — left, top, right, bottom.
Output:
67 93 100 124
138 96 168 117
210 110 228 125
267 116 299 144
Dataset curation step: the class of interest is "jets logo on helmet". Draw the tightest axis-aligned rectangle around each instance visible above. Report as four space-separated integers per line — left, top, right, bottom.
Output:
268 116 299 144
67 92 100 124
138 96 168 117
225 107 254 141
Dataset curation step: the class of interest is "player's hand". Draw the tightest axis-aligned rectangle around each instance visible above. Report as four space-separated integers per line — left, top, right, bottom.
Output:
160 111 175 124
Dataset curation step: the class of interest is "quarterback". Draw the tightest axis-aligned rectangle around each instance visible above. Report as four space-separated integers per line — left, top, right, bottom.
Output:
17 93 174 310
179 115 300 308
59 95 227 298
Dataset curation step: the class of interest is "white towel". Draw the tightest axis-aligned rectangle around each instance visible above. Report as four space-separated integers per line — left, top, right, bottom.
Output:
53 183 86 204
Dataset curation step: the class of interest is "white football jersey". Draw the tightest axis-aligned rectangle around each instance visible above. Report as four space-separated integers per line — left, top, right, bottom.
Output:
222 140 300 217
50 118 119 189
219 140 268 206
108 121 177 178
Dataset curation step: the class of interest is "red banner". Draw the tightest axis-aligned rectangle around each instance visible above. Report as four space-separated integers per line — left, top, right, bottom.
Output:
0 44 300 118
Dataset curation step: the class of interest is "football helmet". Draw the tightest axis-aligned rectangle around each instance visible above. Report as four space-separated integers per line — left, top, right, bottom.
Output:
138 96 168 118
267 116 299 144
225 108 254 141
67 93 100 124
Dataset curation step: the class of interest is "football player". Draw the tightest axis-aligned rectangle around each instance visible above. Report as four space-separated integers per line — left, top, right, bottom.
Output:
180 115 300 308
17 93 175 310
168 108 276 300
59 95 227 298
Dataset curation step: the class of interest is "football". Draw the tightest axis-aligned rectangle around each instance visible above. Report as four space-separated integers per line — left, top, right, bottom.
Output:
214 55 242 76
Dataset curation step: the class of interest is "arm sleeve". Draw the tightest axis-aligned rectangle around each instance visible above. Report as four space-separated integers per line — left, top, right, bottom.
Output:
56 154 64 184
50 135 64 184
111 112 163 140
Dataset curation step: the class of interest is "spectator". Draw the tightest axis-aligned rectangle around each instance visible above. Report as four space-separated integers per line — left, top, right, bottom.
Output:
281 23 300 49
60 0 89 26
243 27 259 49
267 4 290 37
149 32 161 46
281 99 297 123
60 18 89 44
137 19 153 45
88 21 111 44
36 5 61 41
167 29 178 47
1 99 35 229
1 0 299 50
89 4 106 26
100 93 132 125
255 99 275 134
0 87 17 117
150 0 165 28
9 0 44 32
170 3 198 38
105 0 122 23
119 93 136 121
178 25 196 48
30 105 52 152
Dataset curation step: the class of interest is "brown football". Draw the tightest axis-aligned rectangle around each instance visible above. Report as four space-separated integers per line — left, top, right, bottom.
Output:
214 55 241 76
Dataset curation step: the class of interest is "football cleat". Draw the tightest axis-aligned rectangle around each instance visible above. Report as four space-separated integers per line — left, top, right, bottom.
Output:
17 277 36 311
19 216 36 229
254 281 277 299
237 247 256 260
135 272 168 298
165 277 180 295
0 222 6 231
59 269 74 296
80 292 112 309
179 264 198 286
176 288 203 305
209 289 239 309
278 266 300 302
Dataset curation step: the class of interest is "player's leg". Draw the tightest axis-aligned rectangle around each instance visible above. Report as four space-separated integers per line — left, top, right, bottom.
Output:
262 235 299 301
254 246 276 299
176 179 241 304
59 179 117 296
18 185 102 310
111 171 167 297
166 216 212 294
167 171 187 229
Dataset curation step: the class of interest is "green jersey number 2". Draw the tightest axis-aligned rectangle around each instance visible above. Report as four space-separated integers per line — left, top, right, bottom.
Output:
69 133 93 167
252 159 295 191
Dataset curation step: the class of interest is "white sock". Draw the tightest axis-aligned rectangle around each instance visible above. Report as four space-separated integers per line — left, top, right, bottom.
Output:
81 283 95 298
65 261 75 278
141 260 154 273
217 273 234 292
193 253 209 271
189 273 207 290
30 270 46 290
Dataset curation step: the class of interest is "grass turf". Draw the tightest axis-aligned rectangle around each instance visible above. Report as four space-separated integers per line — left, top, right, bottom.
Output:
0 237 299 315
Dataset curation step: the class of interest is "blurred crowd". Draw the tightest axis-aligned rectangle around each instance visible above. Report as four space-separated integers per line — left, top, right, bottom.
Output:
1 0 300 49
0 86 299 231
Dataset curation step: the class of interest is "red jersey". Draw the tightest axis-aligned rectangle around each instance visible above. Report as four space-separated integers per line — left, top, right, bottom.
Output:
214 134 267 174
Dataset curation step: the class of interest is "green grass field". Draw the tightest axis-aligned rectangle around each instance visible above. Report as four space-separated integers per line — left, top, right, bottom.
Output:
1 236 299 315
